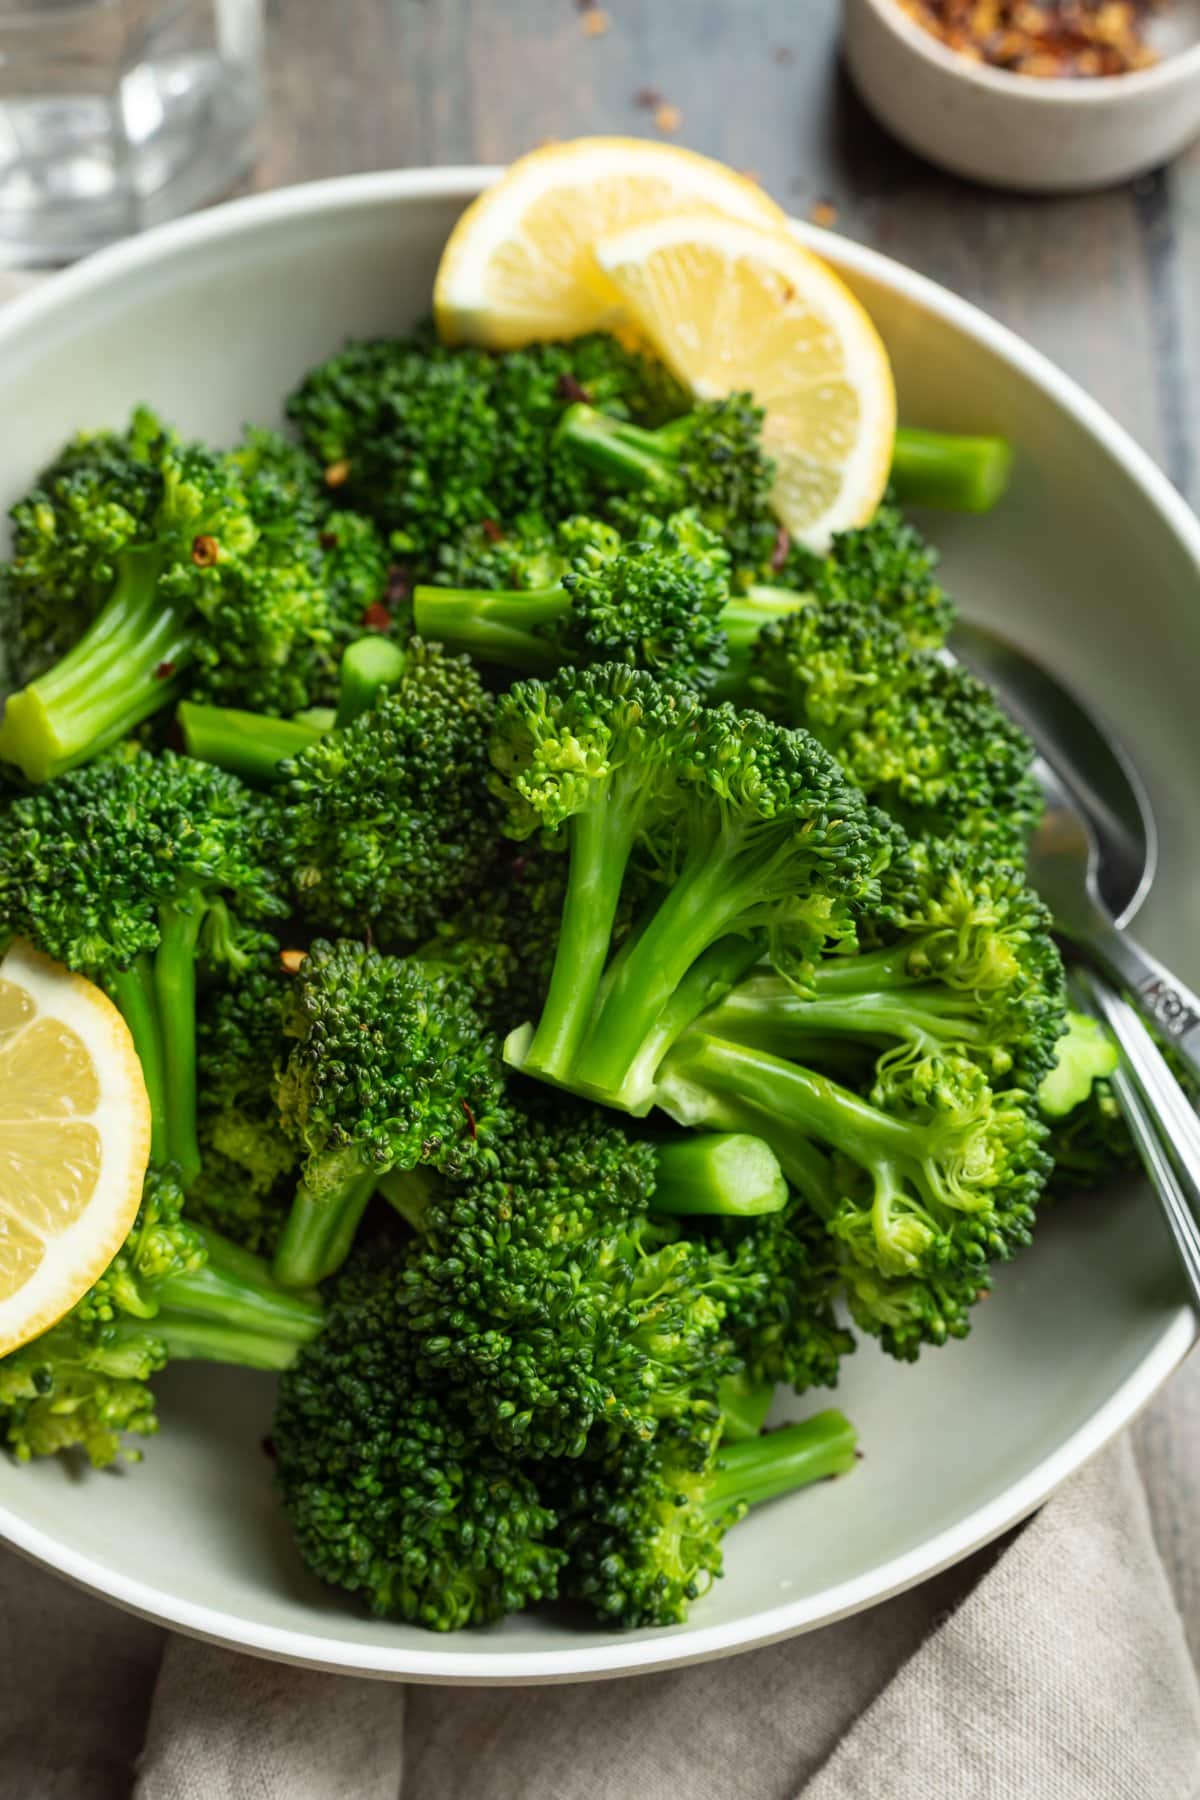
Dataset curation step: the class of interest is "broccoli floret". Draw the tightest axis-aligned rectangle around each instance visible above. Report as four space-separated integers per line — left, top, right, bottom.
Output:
267 640 498 945
0 413 390 783
273 1250 564 1628
0 1166 323 1467
389 1107 788 1459
702 842 1067 1093
552 1408 858 1629
714 1203 854 1395
748 599 1041 852
658 1027 1051 1361
286 331 687 565
0 745 281 1184
418 846 568 1034
271 939 507 1289
494 665 887 1113
414 510 732 691
556 395 778 573
191 932 297 1254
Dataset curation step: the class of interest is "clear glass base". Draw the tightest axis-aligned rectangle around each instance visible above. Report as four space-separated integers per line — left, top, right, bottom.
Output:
0 7 263 266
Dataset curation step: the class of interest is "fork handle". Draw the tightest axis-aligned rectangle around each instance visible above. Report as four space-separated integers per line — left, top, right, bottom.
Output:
1073 923 1200 1091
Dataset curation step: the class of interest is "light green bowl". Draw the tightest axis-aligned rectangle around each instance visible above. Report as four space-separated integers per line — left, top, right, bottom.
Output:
0 170 1197 1684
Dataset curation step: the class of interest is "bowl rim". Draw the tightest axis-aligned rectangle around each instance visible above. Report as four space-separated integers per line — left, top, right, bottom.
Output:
849 0 1200 103
0 165 1197 1684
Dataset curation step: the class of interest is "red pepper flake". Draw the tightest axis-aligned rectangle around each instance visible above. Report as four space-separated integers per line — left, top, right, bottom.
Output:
653 101 682 133
556 372 593 405
361 600 392 632
580 6 611 35
771 43 796 63
480 517 505 543
386 563 412 604
810 198 839 228
324 459 351 488
319 529 338 550
191 534 219 568
279 949 307 975
462 1099 478 1140
261 1436 277 1459
634 84 664 108
154 659 176 680
770 525 791 572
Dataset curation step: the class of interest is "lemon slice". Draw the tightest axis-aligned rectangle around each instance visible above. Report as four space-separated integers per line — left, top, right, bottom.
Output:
592 211 897 550
0 939 151 1356
435 137 786 349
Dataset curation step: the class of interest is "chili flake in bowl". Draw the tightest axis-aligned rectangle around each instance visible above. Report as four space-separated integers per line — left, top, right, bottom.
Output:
842 0 1200 188
895 0 1163 77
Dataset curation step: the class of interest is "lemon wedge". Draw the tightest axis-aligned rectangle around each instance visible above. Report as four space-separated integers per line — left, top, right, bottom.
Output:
434 137 786 349
0 939 150 1356
593 210 896 550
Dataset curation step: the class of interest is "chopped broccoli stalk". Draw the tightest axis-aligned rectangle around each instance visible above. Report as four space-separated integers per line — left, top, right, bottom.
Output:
179 701 327 782
649 1132 788 1217
413 583 570 672
332 633 408 726
1039 1010 1119 1118
890 427 1013 514
704 1410 859 1513
717 1371 777 1442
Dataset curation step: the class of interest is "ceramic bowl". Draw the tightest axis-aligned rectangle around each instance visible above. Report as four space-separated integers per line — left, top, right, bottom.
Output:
0 170 1198 1683
842 0 1200 192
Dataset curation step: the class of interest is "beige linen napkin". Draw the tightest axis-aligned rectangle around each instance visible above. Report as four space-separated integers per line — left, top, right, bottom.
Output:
1 267 1198 1800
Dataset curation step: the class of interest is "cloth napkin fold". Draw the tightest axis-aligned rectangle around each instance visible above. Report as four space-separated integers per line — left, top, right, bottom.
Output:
0 1429 1195 1800
1 266 1197 1800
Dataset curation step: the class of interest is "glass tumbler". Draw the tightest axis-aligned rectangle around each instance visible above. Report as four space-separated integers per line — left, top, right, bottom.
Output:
0 0 263 266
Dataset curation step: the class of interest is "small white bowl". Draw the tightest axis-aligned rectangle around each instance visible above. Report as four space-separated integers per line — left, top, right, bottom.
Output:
843 0 1200 191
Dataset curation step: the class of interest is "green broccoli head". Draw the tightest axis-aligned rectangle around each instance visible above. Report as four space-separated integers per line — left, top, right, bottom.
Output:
274 1252 564 1628
275 639 500 946
0 412 390 783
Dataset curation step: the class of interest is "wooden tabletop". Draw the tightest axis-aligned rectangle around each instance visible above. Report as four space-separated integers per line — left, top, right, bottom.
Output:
257 0 1199 509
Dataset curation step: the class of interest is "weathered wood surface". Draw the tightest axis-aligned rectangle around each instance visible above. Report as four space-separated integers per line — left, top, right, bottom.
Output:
257 0 1199 505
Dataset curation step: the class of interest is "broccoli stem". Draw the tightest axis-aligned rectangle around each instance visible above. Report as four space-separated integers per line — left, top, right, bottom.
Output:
273 1172 380 1289
718 1371 777 1442
412 585 568 672
0 549 191 783
333 635 408 727
659 1032 936 1171
703 1410 858 1519
378 1165 439 1232
108 958 170 1163
574 831 788 1106
701 971 992 1060
157 1228 324 1344
154 901 206 1187
650 1058 838 1213
890 427 1012 514
555 403 686 500
519 799 646 1083
650 1132 788 1217
178 702 326 782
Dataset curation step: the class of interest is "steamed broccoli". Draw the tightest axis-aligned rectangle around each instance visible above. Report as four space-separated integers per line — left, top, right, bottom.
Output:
493 665 886 1113
388 1106 789 1459
191 932 297 1254
0 1167 323 1467
0 745 281 1183
553 1409 858 1629
0 413 389 782
272 939 507 1289
286 331 687 564
413 510 732 691
271 640 500 945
